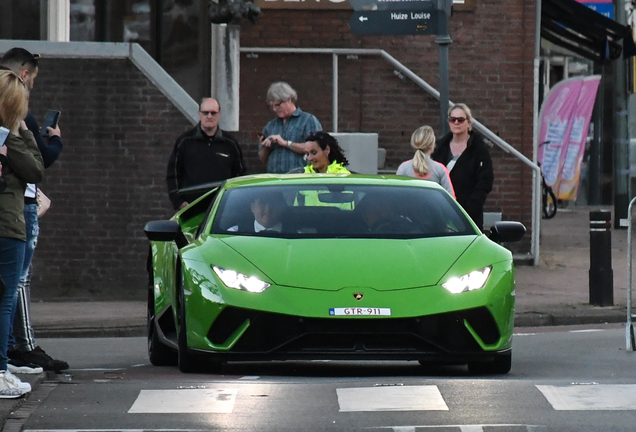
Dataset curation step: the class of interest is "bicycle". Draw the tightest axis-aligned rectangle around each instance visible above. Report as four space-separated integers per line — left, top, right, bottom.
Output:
539 141 557 219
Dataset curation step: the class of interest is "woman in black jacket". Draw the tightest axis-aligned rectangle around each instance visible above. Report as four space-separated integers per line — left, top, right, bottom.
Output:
432 103 494 231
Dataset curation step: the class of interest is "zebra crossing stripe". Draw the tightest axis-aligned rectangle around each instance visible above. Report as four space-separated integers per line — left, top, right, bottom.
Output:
336 385 448 412
128 389 238 413
537 384 636 410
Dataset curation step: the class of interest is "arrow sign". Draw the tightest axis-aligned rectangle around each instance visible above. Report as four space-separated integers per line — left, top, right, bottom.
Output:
349 0 435 11
349 10 439 36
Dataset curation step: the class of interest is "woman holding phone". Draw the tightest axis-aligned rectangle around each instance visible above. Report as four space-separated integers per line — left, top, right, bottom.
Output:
0 70 44 398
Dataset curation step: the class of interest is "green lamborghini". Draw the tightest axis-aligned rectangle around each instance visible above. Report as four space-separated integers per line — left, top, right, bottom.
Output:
144 174 525 374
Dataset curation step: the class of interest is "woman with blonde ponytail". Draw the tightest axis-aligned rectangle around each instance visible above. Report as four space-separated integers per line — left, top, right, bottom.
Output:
396 125 455 197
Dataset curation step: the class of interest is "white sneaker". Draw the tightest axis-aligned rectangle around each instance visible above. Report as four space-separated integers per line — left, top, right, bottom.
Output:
0 370 30 398
8 360 43 374
4 370 31 392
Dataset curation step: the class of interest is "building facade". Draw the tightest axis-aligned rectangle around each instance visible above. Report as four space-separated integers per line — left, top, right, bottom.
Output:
0 0 535 300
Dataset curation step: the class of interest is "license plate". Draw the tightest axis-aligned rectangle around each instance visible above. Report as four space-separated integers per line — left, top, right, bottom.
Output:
329 307 391 316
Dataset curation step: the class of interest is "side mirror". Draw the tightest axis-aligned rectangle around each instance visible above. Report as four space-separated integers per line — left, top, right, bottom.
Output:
144 220 181 242
489 221 526 243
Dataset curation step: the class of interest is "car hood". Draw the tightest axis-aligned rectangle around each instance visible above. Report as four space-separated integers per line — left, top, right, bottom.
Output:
218 236 478 291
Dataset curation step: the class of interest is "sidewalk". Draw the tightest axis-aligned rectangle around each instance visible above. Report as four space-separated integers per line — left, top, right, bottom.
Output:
514 204 627 327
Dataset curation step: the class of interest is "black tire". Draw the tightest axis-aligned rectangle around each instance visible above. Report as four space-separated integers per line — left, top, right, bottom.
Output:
542 186 557 219
177 278 199 373
147 264 177 366
177 268 223 374
468 352 512 375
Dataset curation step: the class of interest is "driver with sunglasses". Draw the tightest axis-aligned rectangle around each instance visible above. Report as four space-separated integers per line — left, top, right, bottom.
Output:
166 97 245 210
432 103 494 231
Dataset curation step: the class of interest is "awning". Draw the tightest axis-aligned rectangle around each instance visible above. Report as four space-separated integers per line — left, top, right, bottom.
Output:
542 0 631 63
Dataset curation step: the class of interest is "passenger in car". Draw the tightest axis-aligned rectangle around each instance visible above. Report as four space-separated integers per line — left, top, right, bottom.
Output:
355 194 416 234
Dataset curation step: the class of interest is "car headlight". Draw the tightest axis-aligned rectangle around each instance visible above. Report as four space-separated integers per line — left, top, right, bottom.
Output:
212 265 271 293
442 266 492 294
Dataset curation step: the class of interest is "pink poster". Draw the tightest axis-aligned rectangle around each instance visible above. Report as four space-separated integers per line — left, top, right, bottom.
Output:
537 75 601 200
556 76 601 200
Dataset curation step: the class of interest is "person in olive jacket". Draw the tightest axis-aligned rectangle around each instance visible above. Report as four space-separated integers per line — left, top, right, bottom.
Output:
0 144 6 193
0 70 44 397
432 103 494 231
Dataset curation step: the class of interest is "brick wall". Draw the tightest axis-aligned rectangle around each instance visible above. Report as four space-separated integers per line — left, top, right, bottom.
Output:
24 0 534 300
29 58 190 300
240 1 535 248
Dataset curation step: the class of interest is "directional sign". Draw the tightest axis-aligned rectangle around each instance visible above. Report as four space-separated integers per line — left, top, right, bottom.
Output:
349 0 435 12
349 10 439 36
580 2 614 20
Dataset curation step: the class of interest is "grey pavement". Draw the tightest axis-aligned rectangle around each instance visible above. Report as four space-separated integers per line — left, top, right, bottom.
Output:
0 204 632 428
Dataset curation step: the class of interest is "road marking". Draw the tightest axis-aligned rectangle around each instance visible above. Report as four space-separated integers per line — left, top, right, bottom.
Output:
537 384 636 410
128 389 238 413
337 385 448 412
24 430 211 432
569 329 605 333
368 425 541 431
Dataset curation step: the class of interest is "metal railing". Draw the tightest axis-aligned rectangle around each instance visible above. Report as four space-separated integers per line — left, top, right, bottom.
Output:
241 46 541 264
0 40 541 263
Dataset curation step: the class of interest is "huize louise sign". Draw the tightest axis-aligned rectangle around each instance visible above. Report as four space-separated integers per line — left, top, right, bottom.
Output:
349 0 441 36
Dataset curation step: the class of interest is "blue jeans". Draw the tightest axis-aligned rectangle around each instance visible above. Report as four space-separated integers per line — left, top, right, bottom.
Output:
0 237 26 370
11 204 38 352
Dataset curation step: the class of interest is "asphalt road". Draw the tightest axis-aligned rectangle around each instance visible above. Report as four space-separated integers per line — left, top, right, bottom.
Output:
4 324 635 432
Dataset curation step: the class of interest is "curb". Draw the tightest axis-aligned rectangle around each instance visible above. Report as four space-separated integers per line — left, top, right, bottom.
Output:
34 325 145 339
515 307 626 327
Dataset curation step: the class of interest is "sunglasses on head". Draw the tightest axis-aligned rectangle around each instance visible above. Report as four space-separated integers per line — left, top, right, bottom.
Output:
21 53 40 67
448 116 467 124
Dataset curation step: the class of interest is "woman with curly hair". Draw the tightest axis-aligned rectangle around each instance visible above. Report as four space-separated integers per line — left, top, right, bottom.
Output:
303 131 350 174
0 70 43 398
396 125 455 197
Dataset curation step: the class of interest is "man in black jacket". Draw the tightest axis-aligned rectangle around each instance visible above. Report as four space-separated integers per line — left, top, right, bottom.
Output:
166 98 245 210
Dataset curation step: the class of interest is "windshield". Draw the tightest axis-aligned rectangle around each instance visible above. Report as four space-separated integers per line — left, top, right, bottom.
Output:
210 184 476 239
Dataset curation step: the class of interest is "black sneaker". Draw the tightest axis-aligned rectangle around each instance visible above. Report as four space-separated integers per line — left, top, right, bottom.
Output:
18 347 69 372
7 358 43 374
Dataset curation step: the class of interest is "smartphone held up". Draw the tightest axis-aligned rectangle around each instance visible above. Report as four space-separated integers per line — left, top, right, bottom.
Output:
0 126 9 147
41 110 60 137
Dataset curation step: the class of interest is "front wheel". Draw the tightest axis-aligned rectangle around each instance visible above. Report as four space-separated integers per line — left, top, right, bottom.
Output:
178 280 200 373
147 265 177 366
177 273 222 373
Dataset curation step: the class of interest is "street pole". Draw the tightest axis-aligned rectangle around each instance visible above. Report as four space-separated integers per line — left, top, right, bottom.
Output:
435 0 452 136
614 0 631 227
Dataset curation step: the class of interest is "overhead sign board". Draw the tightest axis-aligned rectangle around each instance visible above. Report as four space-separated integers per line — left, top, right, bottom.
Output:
349 10 440 36
581 3 614 19
349 0 434 11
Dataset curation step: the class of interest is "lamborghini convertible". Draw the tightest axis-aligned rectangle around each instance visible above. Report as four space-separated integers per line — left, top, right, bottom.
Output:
144 174 525 374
